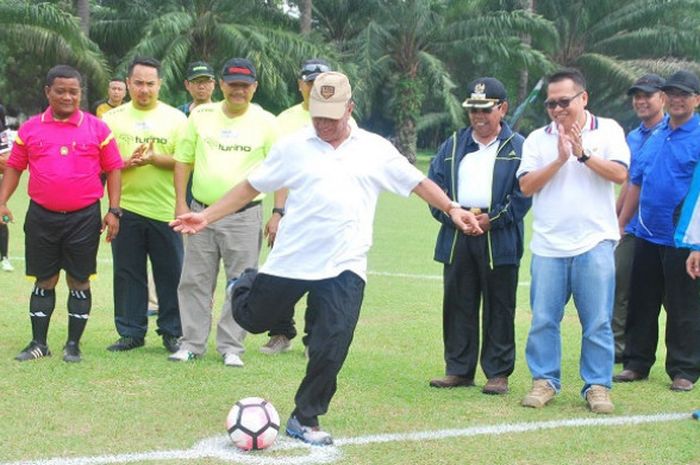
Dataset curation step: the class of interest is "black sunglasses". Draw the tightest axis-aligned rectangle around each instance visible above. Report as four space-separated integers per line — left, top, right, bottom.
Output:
301 63 330 76
544 91 584 110
468 103 502 114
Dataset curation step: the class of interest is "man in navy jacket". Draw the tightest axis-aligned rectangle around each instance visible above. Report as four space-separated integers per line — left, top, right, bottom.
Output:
428 77 531 395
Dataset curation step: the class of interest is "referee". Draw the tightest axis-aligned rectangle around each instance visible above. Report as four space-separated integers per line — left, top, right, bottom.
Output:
0 65 123 363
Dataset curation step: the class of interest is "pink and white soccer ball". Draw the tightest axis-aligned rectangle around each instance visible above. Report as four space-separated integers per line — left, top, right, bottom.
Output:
226 397 280 450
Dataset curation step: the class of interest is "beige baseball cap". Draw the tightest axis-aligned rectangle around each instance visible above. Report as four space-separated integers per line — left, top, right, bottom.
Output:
309 72 352 119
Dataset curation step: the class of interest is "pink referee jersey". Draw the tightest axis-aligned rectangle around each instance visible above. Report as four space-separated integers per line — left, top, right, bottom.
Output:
8 108 123 212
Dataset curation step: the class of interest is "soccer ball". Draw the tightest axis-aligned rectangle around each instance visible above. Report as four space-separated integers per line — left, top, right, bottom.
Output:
226 397 280 450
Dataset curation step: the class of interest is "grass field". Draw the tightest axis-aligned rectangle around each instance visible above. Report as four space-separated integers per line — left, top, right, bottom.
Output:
1 157 698 465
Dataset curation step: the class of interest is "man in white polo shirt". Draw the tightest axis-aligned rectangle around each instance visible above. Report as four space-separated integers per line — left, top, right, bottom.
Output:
171 72 481 446
517 68 629 414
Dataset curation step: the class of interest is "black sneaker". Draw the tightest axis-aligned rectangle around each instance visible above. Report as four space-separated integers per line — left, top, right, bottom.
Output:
106 336 145 352
162 334 180 353
15 340 51 361
63 341 82 363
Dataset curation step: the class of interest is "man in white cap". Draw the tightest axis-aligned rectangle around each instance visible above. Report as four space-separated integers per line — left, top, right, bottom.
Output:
171 71 482 446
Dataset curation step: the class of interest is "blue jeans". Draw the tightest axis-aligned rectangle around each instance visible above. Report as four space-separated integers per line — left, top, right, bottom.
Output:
525 240 615 395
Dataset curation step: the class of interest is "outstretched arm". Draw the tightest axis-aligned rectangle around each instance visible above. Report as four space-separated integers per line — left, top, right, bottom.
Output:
170 180 260 234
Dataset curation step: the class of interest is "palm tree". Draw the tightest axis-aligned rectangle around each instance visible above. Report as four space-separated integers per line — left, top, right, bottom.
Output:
0 1 108 113
533 0 700 127
92 0 334 112
345 0 556 162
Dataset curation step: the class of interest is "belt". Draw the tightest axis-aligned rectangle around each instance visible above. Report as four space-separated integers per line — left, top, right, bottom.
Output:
464 207 488 215
192 198 261 213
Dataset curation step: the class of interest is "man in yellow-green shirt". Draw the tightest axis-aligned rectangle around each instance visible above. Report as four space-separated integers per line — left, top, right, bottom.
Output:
102 57 187 354
169 58 278 367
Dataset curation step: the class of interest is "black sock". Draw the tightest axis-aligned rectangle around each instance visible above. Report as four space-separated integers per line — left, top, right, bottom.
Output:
29 287 56 345
67 289 91 344
0 223 8 258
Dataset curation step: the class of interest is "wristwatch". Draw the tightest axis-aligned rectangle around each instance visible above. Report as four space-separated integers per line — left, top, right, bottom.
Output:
446 201 461 213
577 149 591 163
272 207 285 217
108 207 123 218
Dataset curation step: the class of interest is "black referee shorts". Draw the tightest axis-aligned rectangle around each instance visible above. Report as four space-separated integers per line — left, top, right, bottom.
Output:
24 200 101 281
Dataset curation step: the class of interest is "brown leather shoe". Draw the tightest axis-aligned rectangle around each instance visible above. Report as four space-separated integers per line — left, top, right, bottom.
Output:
482 377 508 395
612 369 647 382
429 375 475 388
671 377 694 392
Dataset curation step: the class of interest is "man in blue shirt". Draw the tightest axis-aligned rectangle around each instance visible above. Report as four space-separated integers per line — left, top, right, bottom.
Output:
676 162 700 277
614 70 700 392
612 74 666 363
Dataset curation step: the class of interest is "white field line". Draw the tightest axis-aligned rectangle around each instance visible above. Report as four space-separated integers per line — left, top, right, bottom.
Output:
1 413 690 465
4 256 531 286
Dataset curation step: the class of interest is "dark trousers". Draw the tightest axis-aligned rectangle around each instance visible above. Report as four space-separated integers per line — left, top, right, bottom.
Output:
232 269 365 426
612 233 636 358
442 233 518 379
623 238 700 382
111 210 183 339
267 302 318 344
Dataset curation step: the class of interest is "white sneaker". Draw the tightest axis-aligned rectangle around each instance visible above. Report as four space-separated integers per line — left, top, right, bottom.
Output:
168 349 197 362
1 257 14 272
223 352 244 367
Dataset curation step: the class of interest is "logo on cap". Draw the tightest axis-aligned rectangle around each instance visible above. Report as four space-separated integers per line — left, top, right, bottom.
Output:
320 85 336 99
228 67 252 75
472 83 487 100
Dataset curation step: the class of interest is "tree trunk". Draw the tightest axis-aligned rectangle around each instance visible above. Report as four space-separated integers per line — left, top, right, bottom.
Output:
517 0 534 104
75 0 91 109
75 0 90 35
393 76 422 164
300 0 312 35
396 118 417 164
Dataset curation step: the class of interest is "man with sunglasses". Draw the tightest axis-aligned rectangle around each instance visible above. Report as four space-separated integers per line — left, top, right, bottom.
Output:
614 70 700 392
612 74 666 363
428 77 530 395
517 68 629 413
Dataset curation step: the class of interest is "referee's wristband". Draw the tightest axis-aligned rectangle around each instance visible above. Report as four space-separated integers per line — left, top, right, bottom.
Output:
272 207 285 217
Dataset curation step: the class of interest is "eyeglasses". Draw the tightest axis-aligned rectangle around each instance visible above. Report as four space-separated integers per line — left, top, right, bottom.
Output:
301 63 330 76
190 77 214 86
468 103 501 114
544 91 584 110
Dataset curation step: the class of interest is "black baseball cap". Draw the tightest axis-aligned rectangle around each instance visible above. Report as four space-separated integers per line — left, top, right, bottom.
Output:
462 77 507 109
221 58 257 84
661 70 700 94
627 74 665 96
300 59 332 82
186 61 215 81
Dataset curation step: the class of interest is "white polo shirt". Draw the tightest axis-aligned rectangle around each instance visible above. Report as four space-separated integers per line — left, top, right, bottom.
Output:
516 112 630 257
248 126 425 281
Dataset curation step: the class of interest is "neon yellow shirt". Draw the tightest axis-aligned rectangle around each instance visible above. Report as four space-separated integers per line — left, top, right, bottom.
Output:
103 102 187 221
174 102 278 205
276 103 357 138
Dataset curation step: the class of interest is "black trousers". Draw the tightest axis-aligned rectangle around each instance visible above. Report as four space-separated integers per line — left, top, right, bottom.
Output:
442 233 518 379
111 210 183 339
623 238 700 382
232 269 365 426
